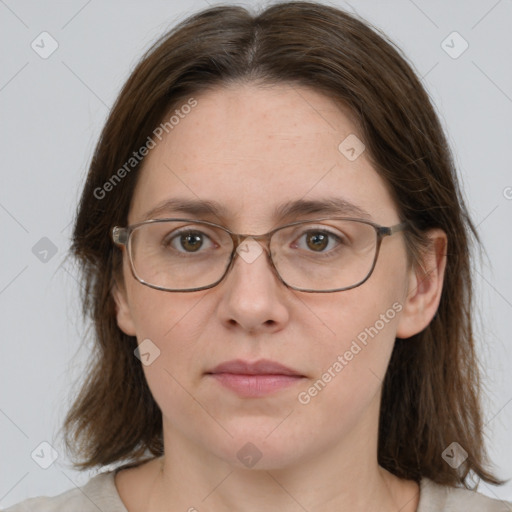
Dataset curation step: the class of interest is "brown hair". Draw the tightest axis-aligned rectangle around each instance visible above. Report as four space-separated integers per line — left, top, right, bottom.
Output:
61 0 504 488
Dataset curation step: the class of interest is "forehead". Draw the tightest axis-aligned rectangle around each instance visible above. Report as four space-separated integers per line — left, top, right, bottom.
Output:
128 83 398 229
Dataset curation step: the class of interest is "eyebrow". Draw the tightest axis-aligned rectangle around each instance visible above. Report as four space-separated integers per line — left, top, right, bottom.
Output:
141 196 373 223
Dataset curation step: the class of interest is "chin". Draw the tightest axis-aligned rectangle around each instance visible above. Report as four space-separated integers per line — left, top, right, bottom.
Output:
207 426 314 471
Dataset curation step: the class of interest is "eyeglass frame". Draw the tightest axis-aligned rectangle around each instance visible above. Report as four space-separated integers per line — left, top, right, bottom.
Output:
112 216 408 293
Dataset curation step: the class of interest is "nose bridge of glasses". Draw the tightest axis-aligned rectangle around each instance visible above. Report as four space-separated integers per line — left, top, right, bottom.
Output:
224 232 284 287
226 232 284 289
231 231 272 254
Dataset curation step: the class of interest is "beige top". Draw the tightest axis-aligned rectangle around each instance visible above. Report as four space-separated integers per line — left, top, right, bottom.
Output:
3 471 511 511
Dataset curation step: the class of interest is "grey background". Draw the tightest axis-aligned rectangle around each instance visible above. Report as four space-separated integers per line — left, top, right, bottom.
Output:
1 0 511 507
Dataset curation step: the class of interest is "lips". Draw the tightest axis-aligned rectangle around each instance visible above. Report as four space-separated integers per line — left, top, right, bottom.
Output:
207 359 304 377
206 359 305 397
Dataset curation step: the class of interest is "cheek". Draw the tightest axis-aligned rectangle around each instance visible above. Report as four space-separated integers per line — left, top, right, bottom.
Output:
305 297 400 386
125 271 209 345
294 300 400 444
295 251 406 414
124 284 215 396
125 292 205 428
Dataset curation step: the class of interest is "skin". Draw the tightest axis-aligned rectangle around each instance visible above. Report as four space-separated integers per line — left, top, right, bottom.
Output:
113 82 447 512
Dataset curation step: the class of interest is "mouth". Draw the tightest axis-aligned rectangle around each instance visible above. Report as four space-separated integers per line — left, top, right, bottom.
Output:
205 359 306 398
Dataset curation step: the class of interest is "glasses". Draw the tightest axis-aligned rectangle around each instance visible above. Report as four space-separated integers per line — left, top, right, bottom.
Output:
112 217 408 293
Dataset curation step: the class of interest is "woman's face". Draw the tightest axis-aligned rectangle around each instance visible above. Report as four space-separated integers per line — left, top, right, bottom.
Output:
114 83 421 470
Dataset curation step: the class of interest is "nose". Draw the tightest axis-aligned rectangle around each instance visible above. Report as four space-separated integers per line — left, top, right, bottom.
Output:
215 238 290 333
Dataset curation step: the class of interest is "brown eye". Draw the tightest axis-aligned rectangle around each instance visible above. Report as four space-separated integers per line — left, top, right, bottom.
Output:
179 232 204 252
163 230 214 253
305 232 329 252
293 229 343 254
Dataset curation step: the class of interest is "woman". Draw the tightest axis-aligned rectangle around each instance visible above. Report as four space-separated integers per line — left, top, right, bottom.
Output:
6 1 510 511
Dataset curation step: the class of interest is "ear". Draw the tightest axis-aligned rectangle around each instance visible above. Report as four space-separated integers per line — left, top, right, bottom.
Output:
112 279 137 336
396 228 448 339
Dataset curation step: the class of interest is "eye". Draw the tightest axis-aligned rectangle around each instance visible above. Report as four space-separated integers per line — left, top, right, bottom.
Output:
293 229 344 253
164 229 216 253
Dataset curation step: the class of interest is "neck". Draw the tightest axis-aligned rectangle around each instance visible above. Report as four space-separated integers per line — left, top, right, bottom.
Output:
145 416 418 512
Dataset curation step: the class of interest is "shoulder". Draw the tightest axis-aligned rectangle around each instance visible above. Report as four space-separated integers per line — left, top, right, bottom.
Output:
418 478 512 512
2 471 127 512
